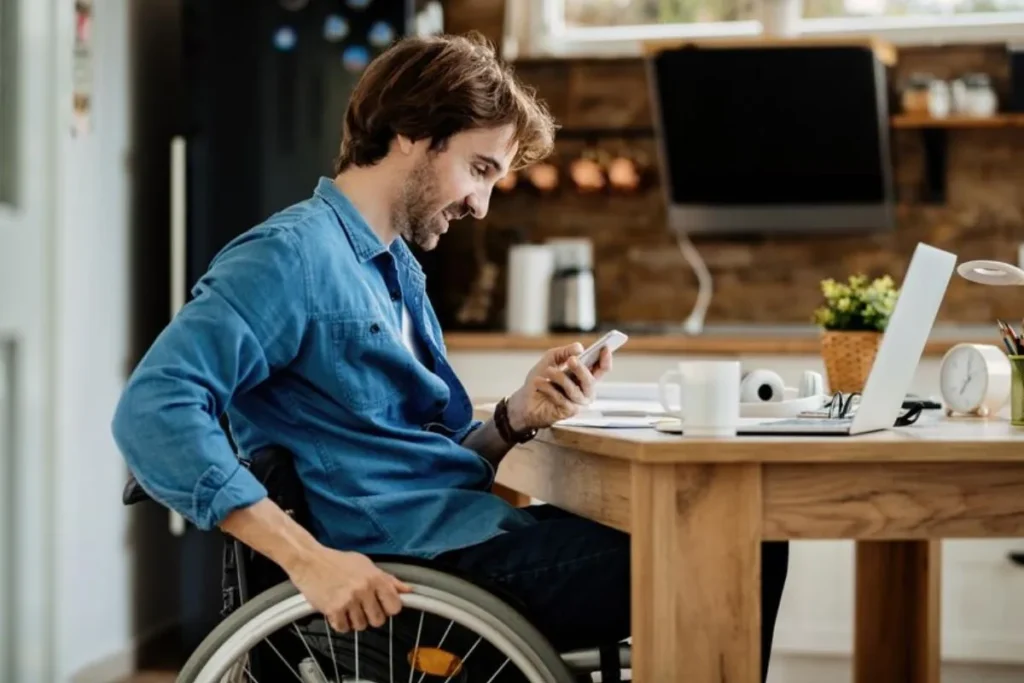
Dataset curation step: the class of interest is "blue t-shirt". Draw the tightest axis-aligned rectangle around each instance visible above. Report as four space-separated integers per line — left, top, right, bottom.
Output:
112 177 536 558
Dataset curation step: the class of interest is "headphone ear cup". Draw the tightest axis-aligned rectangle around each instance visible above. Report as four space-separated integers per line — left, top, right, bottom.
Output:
740 369 786 402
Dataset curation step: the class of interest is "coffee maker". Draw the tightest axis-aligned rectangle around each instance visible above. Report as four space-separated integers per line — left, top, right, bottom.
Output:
547 238 597 333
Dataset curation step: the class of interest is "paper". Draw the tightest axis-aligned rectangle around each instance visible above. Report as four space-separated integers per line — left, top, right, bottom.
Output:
555 415 660 429
586 399 669 416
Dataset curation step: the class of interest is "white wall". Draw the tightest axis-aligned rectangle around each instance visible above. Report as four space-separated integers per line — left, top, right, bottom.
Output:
49 0 135 679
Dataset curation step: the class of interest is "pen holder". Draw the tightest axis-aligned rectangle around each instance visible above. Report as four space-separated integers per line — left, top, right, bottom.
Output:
1010 356 1024 426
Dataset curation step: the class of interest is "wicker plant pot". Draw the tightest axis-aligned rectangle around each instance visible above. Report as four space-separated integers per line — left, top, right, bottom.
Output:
820 329 883 394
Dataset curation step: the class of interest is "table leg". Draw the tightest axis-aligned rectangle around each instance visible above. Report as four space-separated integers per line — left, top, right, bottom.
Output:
854 540 941 683
631 462 762 683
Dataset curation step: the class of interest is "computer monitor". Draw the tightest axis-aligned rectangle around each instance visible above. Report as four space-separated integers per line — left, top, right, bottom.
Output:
646 44 896 236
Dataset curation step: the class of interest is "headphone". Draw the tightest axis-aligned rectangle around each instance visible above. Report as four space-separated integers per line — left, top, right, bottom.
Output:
740 369 823 403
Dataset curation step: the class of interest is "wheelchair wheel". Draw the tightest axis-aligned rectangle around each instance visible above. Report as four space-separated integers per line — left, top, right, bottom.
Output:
177 561 577 683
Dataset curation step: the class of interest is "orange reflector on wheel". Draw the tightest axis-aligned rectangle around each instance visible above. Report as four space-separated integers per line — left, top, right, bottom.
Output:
408 647 464 677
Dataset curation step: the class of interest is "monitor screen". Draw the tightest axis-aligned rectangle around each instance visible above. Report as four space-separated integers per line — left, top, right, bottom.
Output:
648 45 895 234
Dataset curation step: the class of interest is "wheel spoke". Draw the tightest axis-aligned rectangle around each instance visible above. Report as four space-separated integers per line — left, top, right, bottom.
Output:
262 635 304 681
292 624 329 682
407 611 424 683
483 658 512 683
416 620 455 683
324 618 340 683
442 636 483 683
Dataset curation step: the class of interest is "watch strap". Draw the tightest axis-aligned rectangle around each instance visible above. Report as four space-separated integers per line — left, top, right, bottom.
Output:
495 396 537 445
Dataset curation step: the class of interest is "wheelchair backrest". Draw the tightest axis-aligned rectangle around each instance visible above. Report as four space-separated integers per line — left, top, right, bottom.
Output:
245 445 312 528
121 444 312 531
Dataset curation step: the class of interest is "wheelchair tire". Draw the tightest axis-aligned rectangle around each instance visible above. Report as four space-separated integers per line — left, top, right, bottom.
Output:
176 561 577 683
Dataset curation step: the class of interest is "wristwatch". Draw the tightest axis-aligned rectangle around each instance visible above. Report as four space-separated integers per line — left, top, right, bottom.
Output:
494 396 537 445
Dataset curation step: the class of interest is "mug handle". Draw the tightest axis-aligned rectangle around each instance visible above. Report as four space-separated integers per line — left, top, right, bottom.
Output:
658 368 683 413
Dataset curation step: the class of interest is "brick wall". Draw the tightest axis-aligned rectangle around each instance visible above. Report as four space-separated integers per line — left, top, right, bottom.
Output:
427 1 1024 329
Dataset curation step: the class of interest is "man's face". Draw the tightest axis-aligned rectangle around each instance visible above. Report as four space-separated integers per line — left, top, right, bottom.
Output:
394 125 518 251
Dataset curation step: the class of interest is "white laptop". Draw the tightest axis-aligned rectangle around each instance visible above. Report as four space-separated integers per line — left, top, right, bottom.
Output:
736 242 957 436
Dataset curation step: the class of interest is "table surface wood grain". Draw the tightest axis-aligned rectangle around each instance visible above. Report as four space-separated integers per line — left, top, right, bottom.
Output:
475 406 1024 463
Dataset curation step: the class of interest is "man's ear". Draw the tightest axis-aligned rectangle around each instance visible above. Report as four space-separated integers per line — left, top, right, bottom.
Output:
395 134 416 156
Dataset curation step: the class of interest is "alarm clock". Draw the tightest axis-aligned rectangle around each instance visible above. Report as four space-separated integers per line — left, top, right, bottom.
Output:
939 343 1011 418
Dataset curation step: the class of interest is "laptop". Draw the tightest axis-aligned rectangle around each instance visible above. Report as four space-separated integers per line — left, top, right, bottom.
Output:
736 242 957 436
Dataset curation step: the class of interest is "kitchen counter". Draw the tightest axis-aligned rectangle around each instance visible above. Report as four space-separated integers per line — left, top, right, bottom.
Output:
442 324 998 357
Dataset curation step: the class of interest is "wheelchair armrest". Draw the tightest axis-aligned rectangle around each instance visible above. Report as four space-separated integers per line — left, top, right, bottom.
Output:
122 474 153 506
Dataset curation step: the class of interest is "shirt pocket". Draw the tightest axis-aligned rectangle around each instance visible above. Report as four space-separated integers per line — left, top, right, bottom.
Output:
331 318 397 410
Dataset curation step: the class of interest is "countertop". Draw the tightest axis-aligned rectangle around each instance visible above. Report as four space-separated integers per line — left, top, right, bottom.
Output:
442 324 998 356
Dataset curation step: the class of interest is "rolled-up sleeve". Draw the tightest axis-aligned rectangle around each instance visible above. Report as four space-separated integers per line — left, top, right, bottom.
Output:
112 228 308 530
451 419 483 444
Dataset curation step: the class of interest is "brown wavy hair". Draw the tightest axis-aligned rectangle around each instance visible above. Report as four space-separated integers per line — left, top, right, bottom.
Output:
333 31 557 174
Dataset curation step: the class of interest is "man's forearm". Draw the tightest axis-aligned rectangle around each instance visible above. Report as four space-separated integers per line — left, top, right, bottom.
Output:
460 418 515 470
218 497 323 574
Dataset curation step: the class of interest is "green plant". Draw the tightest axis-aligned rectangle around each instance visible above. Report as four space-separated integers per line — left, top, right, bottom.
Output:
812 274 899 332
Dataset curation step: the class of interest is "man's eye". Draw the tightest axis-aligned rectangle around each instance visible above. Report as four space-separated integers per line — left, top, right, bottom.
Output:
473 165 488 177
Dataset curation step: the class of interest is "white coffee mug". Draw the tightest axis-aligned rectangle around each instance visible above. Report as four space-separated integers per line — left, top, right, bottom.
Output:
658 360 741 437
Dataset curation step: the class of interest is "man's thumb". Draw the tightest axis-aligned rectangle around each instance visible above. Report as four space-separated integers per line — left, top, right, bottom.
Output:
547 342 584 364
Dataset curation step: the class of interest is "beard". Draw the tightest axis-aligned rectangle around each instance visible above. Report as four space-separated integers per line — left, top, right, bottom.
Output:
393 157 467 251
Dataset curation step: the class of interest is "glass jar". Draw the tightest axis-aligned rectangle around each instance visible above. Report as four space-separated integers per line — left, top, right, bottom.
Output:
954 73 998 117
928 79 952 118
901 73 934 115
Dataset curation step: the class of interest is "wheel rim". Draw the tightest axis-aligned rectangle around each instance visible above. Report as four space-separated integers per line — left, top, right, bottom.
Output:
191 587 558 683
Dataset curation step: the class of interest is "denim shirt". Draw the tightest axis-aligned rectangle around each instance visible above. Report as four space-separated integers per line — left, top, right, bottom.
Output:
112 177 536 558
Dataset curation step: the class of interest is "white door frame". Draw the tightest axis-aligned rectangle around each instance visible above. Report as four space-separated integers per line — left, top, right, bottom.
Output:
0 0 58 680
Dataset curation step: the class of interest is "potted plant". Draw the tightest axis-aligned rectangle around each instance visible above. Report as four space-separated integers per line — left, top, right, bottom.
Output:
812 274 899 393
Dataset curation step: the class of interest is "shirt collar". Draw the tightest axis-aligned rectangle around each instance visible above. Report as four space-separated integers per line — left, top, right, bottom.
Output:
312 176 424 279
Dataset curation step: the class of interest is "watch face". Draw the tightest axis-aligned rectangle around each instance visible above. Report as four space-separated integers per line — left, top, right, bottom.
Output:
941 346 987 412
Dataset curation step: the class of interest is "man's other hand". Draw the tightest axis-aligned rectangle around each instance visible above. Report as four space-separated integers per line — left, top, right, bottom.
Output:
506 342 613 431
286 547 412 633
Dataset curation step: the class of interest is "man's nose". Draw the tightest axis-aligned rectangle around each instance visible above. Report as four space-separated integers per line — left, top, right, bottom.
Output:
467 191 490 220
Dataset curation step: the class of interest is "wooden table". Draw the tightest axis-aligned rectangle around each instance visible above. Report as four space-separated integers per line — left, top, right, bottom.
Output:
478 408 1024 683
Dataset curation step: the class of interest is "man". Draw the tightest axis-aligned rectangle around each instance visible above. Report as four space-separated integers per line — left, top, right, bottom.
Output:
113 31 788 678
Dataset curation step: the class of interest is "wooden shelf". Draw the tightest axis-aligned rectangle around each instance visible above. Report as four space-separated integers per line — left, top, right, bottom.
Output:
891 112 1024 203
892 113 1024 129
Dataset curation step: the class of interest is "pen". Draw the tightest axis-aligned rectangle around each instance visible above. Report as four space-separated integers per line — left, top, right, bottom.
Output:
998 319 1021 354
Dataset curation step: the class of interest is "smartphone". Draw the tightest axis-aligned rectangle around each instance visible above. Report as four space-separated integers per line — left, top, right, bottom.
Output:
554 330 627 398
576 329 629 370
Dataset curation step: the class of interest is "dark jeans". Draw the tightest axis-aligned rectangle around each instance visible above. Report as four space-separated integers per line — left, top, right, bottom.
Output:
435 504 789 683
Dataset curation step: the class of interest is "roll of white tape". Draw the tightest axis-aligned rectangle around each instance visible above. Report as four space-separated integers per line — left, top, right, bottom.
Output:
740 369 786 402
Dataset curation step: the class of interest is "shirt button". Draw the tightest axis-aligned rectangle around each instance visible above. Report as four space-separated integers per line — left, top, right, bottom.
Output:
390 290 400 302
370 323 381 334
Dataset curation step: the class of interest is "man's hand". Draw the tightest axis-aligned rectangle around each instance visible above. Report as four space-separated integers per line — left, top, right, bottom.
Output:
286 546 412 633
506 342 613 431
219 498 411 634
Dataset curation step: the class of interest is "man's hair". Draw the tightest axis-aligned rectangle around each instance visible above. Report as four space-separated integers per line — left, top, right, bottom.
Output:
333 31 557 174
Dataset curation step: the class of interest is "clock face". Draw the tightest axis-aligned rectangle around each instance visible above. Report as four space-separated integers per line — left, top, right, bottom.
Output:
940 346 988 413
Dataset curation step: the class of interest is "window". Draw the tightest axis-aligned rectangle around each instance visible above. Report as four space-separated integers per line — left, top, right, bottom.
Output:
0 0 17 207
565 0 757 27
804 0 1024 20
511 0 1024 58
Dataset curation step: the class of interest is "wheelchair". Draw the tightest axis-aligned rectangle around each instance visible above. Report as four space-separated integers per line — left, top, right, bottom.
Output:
123 446 631 683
